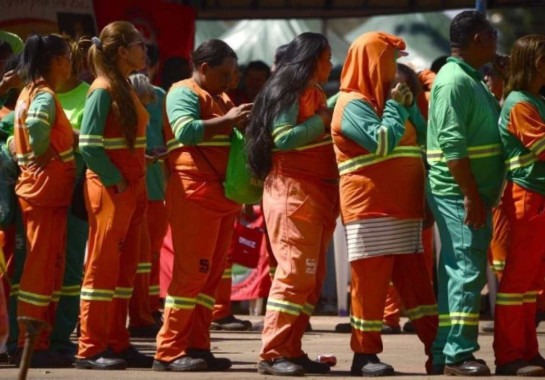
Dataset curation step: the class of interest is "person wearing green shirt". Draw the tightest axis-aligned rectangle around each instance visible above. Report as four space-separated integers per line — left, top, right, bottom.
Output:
426 11 505 376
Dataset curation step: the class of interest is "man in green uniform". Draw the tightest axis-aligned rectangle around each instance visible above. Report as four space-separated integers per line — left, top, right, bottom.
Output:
426 10 505 376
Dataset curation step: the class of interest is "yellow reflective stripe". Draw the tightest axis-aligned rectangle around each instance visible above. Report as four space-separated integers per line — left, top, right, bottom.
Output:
171 115 195 135
79 134 104 147
81 287 114 301
103 136 146 150
351 316 382 332
60 285 81 296
167 138 183 152
339 146 422 175
165 295 196 309
427 144 502 163
405 304 438 320
505 152 537 171
497 292 524 306
58 148 74 162
18 290 51 306
530 135 545 156
196 293 215 309
113 287 133 299
301 303 314 316
136 262 152 274
222 268 232 279
491 260 505 272
267 298 302 316
438 312 479 326
27 110 49 119
26 114 50 126
149 285 160 296
376 126 388 157
524 291 538 303
9 284 20 297
272 123 291 139
51 290 61 302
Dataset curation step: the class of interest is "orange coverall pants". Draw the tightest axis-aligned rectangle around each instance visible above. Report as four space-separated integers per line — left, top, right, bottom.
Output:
129 200 168 327
260 173 338 360
155 175 239 362
494 182 545 365
350 253 437 367
77 176 147 358
17 198 69 350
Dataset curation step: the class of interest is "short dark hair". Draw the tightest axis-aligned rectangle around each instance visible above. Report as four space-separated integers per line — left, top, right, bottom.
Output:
450 10 490 49
191 39 237 68
244 60 270 77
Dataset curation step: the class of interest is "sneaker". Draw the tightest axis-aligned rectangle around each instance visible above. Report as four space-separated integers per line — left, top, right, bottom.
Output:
257 358 305 376
111 345 154 368
444 357 490 376
210 315 252 331
186 348 231 371
75 350 127 370
381 324 401 334
129 323 161 338
496 359 545 376
292 354 330 374
350 353 395 376
152 356 207 372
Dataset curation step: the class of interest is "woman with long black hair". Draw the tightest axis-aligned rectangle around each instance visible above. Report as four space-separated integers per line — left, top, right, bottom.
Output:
246 32 339 377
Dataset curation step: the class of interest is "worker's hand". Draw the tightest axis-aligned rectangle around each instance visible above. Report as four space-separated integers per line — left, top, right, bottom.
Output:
226 103 253 128
28 146 59 174
391 82 414 106
391 82 413 107
463 194 487 229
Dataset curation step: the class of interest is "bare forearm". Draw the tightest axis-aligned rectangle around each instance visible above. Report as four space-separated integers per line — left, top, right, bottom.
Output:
446 158 480 198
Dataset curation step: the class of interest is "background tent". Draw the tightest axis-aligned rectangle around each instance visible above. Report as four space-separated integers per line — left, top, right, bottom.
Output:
344 12 452 69
219 19 350 66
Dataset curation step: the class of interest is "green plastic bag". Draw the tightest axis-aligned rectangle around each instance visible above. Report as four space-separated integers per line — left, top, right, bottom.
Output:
224 128 263 204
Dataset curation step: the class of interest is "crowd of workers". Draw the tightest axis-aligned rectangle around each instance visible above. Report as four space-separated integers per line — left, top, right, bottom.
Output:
0 8 545 377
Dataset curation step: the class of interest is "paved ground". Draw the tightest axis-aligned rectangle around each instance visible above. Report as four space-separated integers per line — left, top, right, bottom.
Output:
1 316 543 379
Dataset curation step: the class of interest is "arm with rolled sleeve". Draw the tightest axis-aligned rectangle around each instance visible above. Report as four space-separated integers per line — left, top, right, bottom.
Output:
271 103 325 150
78 89 123 186
340 99 408 156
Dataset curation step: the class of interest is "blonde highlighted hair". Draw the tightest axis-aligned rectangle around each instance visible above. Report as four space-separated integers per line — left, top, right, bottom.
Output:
505 34 545 97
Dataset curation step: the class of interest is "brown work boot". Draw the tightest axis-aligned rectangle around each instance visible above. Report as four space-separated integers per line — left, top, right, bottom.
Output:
444 357 491 376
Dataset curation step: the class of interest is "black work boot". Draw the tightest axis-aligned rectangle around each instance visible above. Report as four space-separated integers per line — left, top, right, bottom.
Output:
152 355 207 372
292 354 330 374
74 350 127 370
257 357 305 376
186 348 232 371
350 353 394 377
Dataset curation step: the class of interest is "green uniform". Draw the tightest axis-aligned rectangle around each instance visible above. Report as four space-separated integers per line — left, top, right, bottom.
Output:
426 57 504 365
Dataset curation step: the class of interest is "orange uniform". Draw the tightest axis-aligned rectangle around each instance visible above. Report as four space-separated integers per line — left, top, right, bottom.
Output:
14 81 76 349
260 85 339 360
77 78 148 358
331 33 437 367
155 78 240 362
